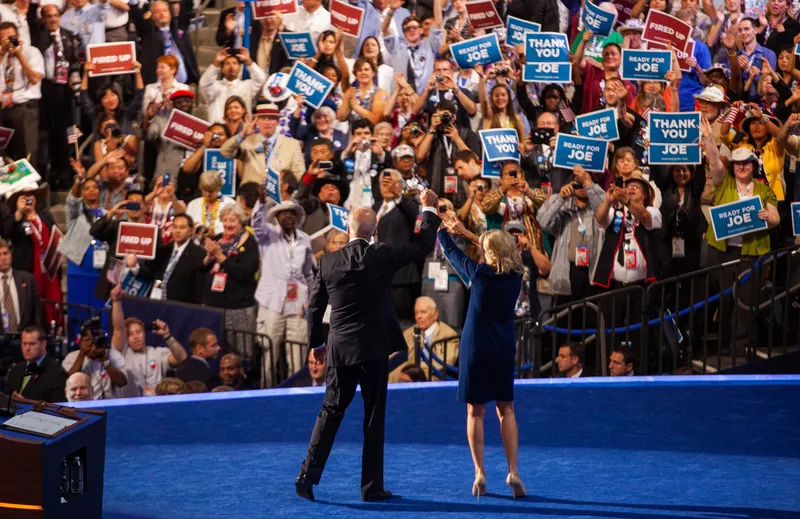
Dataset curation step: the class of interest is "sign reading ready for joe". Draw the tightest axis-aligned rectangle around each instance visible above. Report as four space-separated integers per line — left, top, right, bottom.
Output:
574 108 619 141
523 32 571 83
709 197 768 241
553 134 609 172
648 112 702 165
450 33 503 69
620 49 672 81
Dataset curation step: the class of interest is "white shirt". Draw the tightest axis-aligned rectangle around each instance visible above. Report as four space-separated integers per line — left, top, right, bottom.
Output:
378 7 401 65
199 63 267 123
607 206 662 284
345 59 395 94
121 344 172 396
569 368 583 378
185 196 236 235
0 45 45 104
142 81 190 115
0 269 20 327
423 322 438 346
283 6 333 46
62 348 126 400
104 3 129 29
0 3 31 47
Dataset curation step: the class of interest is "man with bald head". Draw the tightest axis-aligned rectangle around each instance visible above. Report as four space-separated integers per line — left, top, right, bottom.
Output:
296 191 442 503
389 296 459 382
66 373 92 402
523 111 573 194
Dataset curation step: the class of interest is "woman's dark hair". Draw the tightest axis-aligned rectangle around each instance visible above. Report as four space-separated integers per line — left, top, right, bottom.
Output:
95 82 124 120
317 30 337 53
319 63 342 83
223 95 248 121
209 123 232 139
351 118 374 134
541 84 566 103
352 57 376 75
358 36 384 67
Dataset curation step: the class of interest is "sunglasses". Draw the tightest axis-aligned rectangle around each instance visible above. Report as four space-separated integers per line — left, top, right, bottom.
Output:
403 24 421 32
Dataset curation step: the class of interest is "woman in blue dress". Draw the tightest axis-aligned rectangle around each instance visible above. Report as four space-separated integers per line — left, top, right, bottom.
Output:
438 214 551 499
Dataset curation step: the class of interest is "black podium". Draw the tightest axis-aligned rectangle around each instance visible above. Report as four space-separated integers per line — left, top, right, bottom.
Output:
0 398 106 519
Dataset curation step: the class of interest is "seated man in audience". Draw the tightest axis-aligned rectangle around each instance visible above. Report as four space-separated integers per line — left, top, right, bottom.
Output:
5 326 66 403
62 320 127 400
219 353 246 390
179 380 210 394
155 377 185 396
175 328 221 390
389 296 460 382
65 373 92 402
555 342 586 379
399 365 428 383
110 286 189 396
608 346 635 377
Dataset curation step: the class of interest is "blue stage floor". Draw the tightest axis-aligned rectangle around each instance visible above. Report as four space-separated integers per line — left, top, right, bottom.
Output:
76 376 800 519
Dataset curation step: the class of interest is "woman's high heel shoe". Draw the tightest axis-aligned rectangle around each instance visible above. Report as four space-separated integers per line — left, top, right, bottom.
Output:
472 473 486 498
506 473 526 499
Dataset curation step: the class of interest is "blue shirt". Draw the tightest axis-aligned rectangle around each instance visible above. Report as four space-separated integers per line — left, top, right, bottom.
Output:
718 42 777 100
385 28 444 95
60 3 108 48
678 39 712 112
160 28 188 84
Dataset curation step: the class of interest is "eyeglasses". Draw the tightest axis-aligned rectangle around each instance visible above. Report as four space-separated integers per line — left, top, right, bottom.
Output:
732 162 752 169
403 24 420 32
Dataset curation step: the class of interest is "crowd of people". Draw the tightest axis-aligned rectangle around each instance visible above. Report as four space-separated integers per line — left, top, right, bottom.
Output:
2 0 800 402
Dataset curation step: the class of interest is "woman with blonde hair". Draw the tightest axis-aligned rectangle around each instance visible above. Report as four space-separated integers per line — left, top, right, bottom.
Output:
186 171 236 235
438 215 550 499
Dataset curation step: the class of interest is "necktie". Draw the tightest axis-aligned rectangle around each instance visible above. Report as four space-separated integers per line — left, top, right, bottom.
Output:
162 29 188 83
20 362 38 393
161 247 181 300
264 138 273 168
2 274 18 332
406 45 418 93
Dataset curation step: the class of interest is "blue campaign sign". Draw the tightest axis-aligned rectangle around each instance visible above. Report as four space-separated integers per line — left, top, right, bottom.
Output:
120 272 152 298
574 108 619 141
506 16 540 47
265 168 280 204
481 150 503 179
791 202 800 236
479 128 519 162
279 32 316 59
582 1 618 37
450 33 503 69
795 42 800 55
525 32 570 63
329 204 349 232
648 144 701 165
522 62 572 83
620 49 672 81
286 61 335 109
553 133 610 172
648 111 701 145
709 197 768 241
204 149 236 197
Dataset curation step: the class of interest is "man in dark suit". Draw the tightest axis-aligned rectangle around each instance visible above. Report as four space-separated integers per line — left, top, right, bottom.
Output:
0 239 41 332
35 4 82 189
296 189 441 502
373 169 424 322
5 326 67 402
555 342 587 378
130 0 199 85
175 328 221 390
146 214 205 303
216 5 288 75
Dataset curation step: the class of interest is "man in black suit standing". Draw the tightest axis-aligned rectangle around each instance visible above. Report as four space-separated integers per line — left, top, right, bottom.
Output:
0 239 41 333
296 189 441 502
130 0 199 85
148 214 205 303
35 4 82 189
373 169 424 322
5 326 67 402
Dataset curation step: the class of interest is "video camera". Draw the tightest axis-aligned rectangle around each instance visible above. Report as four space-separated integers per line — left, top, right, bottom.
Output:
80 317 108 349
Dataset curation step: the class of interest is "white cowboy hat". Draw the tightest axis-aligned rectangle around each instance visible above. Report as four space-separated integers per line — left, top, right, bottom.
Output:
267 201 306 227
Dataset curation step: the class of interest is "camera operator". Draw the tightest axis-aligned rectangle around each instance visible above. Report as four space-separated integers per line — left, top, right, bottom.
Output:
413 58 477 127
0 21 44 168
109 286 188 396
62 319 127 400
522 111 573 195
297 157 350 254
341 119 390 209
199 46 266 124
35 4 81 190
416 99 480 198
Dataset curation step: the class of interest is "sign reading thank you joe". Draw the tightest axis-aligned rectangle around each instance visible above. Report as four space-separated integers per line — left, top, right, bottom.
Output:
286 61 335 109
480 129 519 162
648 111 701 164
450 33 503 69
620 49 672 81
575 108 619 141
523 32 571 83
710 197 768 241
553 134 609 172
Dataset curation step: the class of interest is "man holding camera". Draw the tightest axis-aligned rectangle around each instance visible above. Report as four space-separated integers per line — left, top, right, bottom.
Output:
341 119 389 210
199 46 266 123
62 320 127 400
413 58 477 127
35 4 82 190
416 100 480 198
109 286 188 396
0 21 44 168
536 165 606 304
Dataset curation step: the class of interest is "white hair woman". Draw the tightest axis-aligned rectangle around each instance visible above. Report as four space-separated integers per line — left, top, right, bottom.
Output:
437 213 550 498
185 171 236 235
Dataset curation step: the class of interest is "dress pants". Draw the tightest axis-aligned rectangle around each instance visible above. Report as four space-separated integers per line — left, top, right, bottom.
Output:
0 100 39 169
301 357 389 496
41 81 74 185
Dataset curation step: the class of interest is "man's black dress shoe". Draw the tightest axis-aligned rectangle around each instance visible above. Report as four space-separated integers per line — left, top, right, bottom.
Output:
295 473 315 501
362 489 394 502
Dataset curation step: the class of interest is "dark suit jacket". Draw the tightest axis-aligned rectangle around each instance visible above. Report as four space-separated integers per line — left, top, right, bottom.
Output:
34 27 82 77
147 240 205 304
1 270 41 331
507 0 560 32
130 6 200 85
372 196 423 286
215 8 289 75
5 357 67 403
3 209 57 276
307 210 441 367
175 356 220 390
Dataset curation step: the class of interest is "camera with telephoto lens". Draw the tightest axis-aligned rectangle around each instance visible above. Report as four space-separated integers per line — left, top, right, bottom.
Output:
435 75 444 82
80 318 108 349
495 66 509 77
410 125 421 137
8 36 19 48
572 181 583 190
439 112 452 128
360 139 371 149
107 123 122 139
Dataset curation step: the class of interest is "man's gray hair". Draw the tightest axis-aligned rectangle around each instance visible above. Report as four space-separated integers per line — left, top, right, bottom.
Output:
348 206 377 238
381 168 404 183
219 202 249 224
